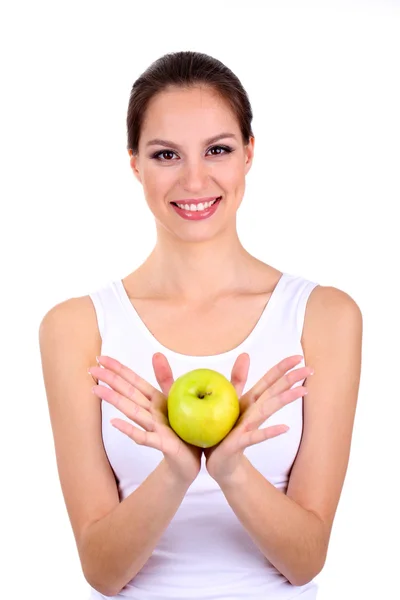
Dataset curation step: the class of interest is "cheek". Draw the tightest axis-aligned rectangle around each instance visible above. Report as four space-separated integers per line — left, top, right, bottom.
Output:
220 162 245 191
142 158 245 196
142 163 174 195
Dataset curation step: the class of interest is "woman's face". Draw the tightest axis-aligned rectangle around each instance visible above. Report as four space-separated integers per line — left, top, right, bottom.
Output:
129 85 254 240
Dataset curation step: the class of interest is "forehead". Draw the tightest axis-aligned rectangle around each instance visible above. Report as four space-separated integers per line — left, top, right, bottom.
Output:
140 86 239 141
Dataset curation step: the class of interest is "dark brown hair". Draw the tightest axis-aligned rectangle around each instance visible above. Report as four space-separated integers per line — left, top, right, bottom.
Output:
126 51 254 155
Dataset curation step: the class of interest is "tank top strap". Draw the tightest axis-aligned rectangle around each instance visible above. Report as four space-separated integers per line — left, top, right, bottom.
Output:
295 277 320 338
88 280 126 340
268 272 320 341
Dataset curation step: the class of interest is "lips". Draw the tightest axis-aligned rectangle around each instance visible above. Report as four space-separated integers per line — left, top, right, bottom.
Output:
171 196 222 220
171 196 222 207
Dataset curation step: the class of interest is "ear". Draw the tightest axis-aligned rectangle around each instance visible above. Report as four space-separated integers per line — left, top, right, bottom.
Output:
128 149 142 183
244 136 255 176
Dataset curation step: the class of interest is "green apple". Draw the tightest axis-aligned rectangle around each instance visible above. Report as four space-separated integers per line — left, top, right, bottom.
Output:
167 368 240 448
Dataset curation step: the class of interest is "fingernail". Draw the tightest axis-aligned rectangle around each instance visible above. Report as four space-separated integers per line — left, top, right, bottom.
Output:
96 356 101 364
309 369 315 375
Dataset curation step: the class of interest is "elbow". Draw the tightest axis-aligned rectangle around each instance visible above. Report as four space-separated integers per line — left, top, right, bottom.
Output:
82 550 121 597
288 557 326 587
83 560 138 597
289 518 329 586
289 573 317 588
84 572 119 598
80 527 123 597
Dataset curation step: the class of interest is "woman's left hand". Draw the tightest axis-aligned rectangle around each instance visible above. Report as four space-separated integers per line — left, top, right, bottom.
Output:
203 354 314 484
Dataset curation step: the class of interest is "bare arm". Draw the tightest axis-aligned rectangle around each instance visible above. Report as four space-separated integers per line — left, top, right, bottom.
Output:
215 455 326 586
81 458 190 596
213 288 363 586
39 296 192 597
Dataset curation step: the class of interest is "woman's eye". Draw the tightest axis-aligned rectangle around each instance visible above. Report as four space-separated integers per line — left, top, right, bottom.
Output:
207 145 232 156
153 150 178 161
151 145 233 161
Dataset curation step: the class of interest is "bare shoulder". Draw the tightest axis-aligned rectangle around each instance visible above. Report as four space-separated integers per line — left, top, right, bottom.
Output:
301 283 363 419
39 294 120 581
302 284 362 346
40 294 100 348
305 283 362 316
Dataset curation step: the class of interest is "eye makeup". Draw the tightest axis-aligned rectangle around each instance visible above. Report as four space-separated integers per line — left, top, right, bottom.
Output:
150 144 234 161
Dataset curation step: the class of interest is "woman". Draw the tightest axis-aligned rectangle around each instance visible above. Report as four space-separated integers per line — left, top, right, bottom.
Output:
39 51 363 599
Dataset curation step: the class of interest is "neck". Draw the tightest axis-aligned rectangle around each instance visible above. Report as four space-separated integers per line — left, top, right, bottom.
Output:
135 228 257 304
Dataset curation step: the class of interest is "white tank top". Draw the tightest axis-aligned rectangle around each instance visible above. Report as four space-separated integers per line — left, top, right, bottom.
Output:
88 271 320 599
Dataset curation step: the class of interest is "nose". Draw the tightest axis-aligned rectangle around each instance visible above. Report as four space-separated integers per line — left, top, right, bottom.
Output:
180 157 210 193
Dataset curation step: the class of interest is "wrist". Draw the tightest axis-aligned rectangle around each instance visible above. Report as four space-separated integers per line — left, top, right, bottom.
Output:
161 459 196 490
214 455 249 489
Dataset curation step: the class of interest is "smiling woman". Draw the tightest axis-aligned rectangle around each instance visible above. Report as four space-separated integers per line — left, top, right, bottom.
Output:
124 53 255 244
39 50 362 600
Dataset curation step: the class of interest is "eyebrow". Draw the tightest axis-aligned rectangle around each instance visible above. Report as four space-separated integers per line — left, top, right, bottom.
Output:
146 132 238 150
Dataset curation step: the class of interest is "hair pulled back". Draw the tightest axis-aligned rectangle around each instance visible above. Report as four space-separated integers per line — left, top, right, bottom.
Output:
126 51 254 155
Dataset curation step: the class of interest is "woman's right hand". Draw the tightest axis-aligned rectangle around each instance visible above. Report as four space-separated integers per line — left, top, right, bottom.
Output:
89 353 202 487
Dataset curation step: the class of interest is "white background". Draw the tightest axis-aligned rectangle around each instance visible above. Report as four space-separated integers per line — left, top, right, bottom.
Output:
1 1 399 598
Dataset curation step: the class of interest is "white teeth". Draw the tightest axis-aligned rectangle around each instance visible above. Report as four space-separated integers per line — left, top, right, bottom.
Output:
176 197 219 211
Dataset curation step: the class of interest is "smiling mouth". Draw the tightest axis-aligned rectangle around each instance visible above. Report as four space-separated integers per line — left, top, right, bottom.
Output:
171 196 222 210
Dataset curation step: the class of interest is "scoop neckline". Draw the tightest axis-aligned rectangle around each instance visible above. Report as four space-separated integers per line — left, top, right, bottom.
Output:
113 272 288 363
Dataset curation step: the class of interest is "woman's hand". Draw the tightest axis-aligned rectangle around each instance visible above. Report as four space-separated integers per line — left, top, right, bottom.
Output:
203 354 314 485
89 353 202 487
